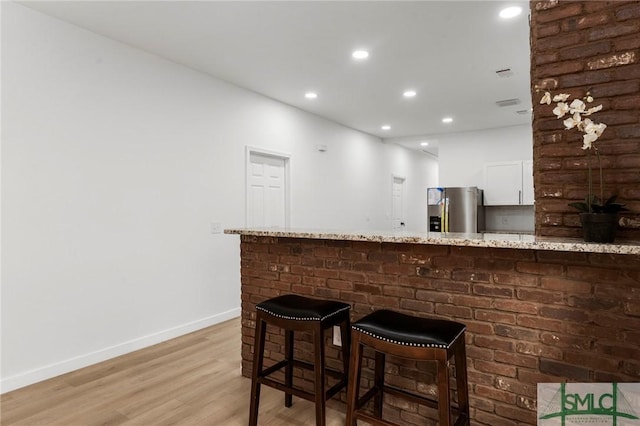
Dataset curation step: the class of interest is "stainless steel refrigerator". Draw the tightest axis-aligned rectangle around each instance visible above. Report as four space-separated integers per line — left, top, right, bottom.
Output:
427 187 485 233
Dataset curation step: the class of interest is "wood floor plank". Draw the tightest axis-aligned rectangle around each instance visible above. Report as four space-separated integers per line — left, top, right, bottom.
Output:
0 317 348 425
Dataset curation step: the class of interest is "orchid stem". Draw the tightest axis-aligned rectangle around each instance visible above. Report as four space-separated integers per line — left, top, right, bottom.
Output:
588 148 593 213
596 147 603 206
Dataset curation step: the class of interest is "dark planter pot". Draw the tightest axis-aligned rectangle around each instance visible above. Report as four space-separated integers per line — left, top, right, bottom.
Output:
579 213 618 243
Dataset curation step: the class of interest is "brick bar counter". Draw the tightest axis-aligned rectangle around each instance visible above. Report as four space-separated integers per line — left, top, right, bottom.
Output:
225 228 640 425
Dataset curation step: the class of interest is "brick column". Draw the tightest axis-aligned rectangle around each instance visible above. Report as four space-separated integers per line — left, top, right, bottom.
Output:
530 1 640 239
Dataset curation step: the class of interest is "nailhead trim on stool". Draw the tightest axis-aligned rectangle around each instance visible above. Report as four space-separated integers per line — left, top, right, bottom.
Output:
249 294 351 426
352 326 464 348
345 309 470 426
257 304 350 322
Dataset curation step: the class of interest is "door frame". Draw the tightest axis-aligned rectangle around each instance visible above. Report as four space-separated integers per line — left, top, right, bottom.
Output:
245 146 291 228
391 174 406 230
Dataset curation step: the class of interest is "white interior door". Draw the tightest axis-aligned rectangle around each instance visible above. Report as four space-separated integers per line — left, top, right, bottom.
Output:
392 176 405 230
247 151 288 228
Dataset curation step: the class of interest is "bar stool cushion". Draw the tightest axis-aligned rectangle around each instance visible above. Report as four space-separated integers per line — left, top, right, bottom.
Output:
257 294 350 322
352 309 465 349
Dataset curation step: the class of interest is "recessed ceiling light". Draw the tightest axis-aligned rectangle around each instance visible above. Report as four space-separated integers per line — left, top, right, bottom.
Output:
442 117 453 123
420 142 429 147
381 125 391 130
499 6 522 18
403 90 417 98
305 92 318 99
352 50 369 59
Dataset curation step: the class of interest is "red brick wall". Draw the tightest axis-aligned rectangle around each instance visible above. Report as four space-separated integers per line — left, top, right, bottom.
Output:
240 236 640 425
531 1 640 239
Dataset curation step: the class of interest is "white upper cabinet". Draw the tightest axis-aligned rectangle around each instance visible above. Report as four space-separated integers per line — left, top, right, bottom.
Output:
521 160 534 205
484 161 534 206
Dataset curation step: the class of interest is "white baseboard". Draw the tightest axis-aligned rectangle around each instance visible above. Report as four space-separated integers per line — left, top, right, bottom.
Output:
0 308 240 394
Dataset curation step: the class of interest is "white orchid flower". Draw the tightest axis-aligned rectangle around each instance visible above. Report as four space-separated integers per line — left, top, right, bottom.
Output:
563 112 581 129
593 122 607 136
582 119 607 136
545 92 607 153
583 104 603 116
540 91 552 105
569 98 586 113
553 102 570 118
582 132 598 150
578 117 592 132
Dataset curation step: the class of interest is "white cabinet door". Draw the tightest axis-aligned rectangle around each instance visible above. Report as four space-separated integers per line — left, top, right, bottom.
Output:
484 161 535 206
522 160 534 205
484 161 524 205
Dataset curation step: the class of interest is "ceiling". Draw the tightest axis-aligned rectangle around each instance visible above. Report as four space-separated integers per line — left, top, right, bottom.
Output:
19 0 533 156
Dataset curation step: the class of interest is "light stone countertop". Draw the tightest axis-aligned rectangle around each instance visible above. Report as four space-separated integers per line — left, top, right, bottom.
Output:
224 227 640 256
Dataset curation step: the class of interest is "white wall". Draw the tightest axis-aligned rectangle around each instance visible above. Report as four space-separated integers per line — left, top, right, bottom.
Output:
437 124 532 187
1 2 436 391
292 138 437 231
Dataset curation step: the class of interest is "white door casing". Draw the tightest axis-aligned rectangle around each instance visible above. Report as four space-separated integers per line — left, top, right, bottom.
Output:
392 175 405 230
246 147 290 228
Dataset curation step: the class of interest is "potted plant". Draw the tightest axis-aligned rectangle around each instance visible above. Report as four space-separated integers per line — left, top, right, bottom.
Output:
540 91 628 243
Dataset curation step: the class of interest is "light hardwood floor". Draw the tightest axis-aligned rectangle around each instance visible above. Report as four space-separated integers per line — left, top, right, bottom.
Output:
1 318 347 425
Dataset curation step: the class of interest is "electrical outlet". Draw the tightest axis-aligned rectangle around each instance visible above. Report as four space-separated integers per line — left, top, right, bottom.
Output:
210 222 222 234
332 326 342 346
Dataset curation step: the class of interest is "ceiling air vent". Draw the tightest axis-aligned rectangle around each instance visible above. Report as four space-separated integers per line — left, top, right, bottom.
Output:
495 68 514 78
516 109 531 115
496 98 521 107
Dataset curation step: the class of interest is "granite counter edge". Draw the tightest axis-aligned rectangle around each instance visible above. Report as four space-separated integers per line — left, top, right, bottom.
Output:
224 228 640 256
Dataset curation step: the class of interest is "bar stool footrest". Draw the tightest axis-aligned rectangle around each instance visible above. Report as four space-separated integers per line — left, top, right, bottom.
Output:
259 359 345 381
384 385 468 422
325 378 347 399
289 359 345 380
354 411 403 426
259 377 315 403
356 386 381 410
455 415 469 426
259 360 288 378
383 385 439 409
354 385 467 426
257 376 347 404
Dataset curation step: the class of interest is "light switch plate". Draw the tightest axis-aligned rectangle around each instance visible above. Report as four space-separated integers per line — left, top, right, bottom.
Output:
210 222 222 234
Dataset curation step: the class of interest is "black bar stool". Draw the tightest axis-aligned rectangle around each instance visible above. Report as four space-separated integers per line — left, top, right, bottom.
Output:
249 294 351 426
345 309 470 426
